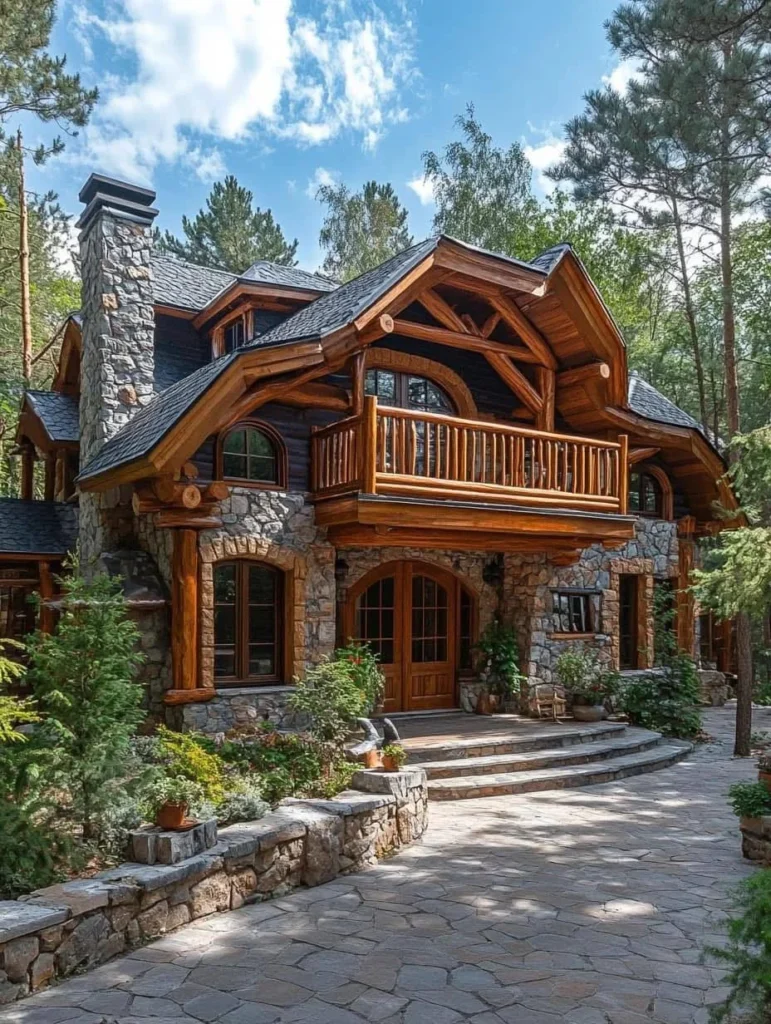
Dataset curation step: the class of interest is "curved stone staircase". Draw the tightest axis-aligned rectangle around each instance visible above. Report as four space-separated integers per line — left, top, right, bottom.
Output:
401 717 692 800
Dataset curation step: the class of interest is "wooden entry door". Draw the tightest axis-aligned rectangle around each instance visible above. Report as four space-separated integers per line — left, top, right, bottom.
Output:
344 561 457 712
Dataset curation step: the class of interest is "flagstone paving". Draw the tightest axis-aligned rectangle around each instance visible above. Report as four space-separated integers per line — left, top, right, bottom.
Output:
2 707 766 1024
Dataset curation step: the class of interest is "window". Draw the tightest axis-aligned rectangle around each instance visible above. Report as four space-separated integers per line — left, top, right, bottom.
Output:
0 564 37 644
219 423 283 487
223 318 245 354
619 575 639 669
629 470 663 518
213 562 283 684
552 590 597 635
356 575 395 665
365 369 453 414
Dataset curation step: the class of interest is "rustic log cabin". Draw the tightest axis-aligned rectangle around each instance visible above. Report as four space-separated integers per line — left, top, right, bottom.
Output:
2 174 736 731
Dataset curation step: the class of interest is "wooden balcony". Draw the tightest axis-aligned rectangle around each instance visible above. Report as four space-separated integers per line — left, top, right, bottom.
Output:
311 397 633 552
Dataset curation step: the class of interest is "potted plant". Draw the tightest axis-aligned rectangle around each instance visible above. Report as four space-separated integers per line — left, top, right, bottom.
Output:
758 755 771 793
363 748 382 769
556 647 618 722
728 781 771 833
148 776 204 830
382 743 407 772
475 622 524 714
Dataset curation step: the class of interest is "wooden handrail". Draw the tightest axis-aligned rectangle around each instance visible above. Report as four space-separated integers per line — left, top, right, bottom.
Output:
311 397 627 511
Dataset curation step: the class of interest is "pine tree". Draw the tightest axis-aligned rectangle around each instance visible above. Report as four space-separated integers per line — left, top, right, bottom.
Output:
27 572 144 842
317 180 413 282
158 176 298 273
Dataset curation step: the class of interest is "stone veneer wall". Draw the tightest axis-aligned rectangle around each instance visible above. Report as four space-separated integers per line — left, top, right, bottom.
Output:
503 518 680 685
0 770 428 1005
175 489 336 733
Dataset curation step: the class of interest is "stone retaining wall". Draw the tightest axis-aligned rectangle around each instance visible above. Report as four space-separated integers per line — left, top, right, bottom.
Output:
740 816 771 864
0 769 427 1005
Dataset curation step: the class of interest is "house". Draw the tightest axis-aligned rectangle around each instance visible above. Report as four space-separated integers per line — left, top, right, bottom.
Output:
1 174 736 731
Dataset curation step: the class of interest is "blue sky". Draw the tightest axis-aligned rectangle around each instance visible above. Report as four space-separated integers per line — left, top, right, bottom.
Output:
29 0 633 272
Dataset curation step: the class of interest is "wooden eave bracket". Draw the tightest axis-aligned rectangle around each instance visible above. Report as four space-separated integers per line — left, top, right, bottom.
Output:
629 446 661 465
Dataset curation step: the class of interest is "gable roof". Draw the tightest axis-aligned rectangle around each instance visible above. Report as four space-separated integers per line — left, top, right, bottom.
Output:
25 391 80 443
240 261 337 292
0 499 78 556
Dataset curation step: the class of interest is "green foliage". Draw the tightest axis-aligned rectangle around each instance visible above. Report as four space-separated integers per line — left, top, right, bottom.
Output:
556 646 619 704
145 775 204 816
382 743 406 768
26 571 145 842
289 646 385 747
728 782 771 820
158 176 298 273
706 869 771 1022
317 179 413 282
0 798 68 899
217 726 325 806
215 779 268 826
333 643 385 714
475 621 524 698
0 639 35 743
154 726 227 803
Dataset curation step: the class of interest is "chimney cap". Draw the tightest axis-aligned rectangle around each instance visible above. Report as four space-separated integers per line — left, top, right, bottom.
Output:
79 173 156 208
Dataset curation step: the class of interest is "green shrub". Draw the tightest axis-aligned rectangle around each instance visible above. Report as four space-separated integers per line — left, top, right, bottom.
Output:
218 726 324 805
619 661 702 738
728 781 771 819
145 775 205 817
475 621 524 699
216 780 268 825
706 869 771 1022
155 726 227 803
289 654 374 747
26 571 145 843
556 646 618 704
304 757 357 799
0 798 69 899
334 643 384 713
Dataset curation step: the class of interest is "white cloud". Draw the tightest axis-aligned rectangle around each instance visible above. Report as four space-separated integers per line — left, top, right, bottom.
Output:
523 136 566 194
602 58 641 95
407 174 434 205
305 166 339 198
75 0 417 183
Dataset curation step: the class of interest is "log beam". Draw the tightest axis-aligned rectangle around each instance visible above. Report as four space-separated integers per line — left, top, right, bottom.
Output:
391 318 540 362
485 353 543 414
556 362 611 388
535 366 555 432
629 446 661 465
418 288 468 334
487 293 558 369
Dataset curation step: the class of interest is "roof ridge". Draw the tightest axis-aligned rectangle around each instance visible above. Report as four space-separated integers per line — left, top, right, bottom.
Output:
151 250 236 280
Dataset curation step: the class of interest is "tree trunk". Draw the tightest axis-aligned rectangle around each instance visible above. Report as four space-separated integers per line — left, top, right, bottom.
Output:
671 194 709 432
735 613 753 756
17 131 32 388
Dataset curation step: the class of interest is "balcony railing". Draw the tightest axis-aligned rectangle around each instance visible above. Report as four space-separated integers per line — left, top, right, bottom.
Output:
311 397 628 514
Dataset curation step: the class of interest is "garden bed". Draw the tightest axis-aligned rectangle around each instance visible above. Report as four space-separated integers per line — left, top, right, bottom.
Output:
0 767 428 1005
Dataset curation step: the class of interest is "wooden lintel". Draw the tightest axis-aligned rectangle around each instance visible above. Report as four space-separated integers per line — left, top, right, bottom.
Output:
326 523 596 554
485 353 543 414
487 293 558 369
154 511 221 529
163 688 216 706
391 318 540 362
629 446 661 465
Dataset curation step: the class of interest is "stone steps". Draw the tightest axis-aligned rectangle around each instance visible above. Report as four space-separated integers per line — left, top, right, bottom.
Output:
416 728 663 780
425 740 693 800
403 721 627 763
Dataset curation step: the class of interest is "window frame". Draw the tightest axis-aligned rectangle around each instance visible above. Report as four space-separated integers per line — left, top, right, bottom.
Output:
549 589 599 638
212 560 285 686
364 368 456 414
628 464 674 520
216 419 287 490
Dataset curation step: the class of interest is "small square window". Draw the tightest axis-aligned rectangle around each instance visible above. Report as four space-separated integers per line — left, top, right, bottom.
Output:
552 591 597 634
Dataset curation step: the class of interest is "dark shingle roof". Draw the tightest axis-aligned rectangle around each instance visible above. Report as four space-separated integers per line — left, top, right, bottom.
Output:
627 372 703 433
150 253 235 311
529 243 572 274
248 238 439 349
25 391 80 443
0 499 78 556
240 261 337 292
79 354 238 482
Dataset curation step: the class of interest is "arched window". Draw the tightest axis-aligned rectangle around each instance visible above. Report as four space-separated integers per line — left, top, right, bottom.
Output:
365 370 454 414
213 561 283 684
629 469 666 518
218 422 285 487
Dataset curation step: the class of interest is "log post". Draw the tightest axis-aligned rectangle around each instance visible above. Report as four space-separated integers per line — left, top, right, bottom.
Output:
38 561 54 634
44 452 56 502
171 529 198 692
361 395 378 494
351 352 366 417
20 444 35 500
618 434 629 514
54 450 66 501
534 367 555 432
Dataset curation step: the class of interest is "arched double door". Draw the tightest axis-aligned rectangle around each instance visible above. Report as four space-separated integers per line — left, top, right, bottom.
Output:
344 560 469 712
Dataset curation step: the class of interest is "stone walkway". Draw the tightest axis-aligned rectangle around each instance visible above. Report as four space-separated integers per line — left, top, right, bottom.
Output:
2 708 766 1024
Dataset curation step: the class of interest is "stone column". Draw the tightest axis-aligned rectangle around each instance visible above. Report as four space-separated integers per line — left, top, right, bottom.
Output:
76 174 158 566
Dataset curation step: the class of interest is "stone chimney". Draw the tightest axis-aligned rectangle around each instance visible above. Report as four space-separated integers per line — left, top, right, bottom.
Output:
76 174 158 466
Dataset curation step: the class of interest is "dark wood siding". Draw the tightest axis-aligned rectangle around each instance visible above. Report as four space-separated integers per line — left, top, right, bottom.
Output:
192 402 341 491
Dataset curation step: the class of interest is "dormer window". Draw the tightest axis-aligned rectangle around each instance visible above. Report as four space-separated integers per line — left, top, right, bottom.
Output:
217 421 285 488
224 318 245 354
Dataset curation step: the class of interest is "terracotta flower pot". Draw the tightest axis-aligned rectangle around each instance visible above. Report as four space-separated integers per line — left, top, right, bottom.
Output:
363 748 382 769
741 816 764 834
758 769 771 794
382 754 401 772
156 801 188 830
476 692 492 715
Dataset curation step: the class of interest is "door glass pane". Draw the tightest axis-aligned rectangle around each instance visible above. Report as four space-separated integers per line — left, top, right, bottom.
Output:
411 575 448 664
365 370 396 403
247 565 278 678
213 564 237 678
355 577 396 664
